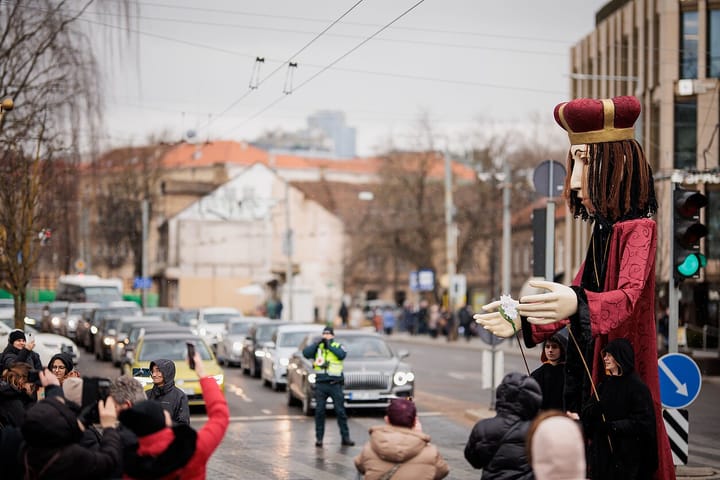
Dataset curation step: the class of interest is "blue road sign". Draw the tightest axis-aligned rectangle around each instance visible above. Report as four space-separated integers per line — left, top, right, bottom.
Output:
658 353 702 409
133 277 152 290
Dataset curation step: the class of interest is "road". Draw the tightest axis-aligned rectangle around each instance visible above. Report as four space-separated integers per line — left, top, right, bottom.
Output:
77 333 720 479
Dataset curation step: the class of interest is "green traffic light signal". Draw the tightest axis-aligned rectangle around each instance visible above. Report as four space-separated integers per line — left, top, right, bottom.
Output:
677 253 707 277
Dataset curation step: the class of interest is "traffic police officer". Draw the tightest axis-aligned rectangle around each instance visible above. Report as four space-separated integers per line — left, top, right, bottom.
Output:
302 326 355 447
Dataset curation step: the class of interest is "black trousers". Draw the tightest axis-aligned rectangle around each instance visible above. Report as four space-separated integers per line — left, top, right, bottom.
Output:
314 380 350 441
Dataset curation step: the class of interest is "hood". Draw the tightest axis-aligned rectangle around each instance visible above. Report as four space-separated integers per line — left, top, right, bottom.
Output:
150 358 176 384
48 352 74 371
495 372 542 420
540 332 567 363
22 397 83 447
602 338 635 375
531 416 586 480
368 424 431 463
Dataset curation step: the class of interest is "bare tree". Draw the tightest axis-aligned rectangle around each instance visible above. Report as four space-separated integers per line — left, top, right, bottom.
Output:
0 1 136 328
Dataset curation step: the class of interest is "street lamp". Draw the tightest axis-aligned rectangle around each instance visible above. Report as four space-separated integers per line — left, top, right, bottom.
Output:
0 97 14 126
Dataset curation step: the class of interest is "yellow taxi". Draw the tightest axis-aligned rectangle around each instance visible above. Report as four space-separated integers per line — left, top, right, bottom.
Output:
123 331 224 406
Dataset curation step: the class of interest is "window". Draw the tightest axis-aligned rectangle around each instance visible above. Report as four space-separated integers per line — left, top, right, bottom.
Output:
681 10 699 78
708 10 720 77
674 98 697 170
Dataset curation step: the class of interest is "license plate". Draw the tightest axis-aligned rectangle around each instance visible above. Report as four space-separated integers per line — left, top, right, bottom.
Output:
348 391 378 401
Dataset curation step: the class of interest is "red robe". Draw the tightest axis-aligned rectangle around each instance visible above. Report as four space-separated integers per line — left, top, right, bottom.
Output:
526 218 675 480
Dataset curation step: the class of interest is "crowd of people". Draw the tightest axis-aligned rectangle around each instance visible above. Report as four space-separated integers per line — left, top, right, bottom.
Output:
0 328 229 479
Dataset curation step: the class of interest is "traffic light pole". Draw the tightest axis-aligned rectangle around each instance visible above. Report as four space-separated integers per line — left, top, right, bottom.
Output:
668 182 678 353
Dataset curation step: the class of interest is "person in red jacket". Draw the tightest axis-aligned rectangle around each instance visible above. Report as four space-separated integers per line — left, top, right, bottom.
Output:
119 349 229 480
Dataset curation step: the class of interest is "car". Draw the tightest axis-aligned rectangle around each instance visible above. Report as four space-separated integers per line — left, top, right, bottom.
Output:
196 307 242 351
0 318 81 366
110 315 167 366
123 331 224 406
239 319 281 378
260 323 324 391
76 302 141 353
286 330 414 416
39 301 69 333
215 317 259 367
59 302 99 340
143 307 175 323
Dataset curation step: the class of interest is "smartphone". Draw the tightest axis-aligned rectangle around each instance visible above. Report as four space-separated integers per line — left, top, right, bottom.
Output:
186 342 196 370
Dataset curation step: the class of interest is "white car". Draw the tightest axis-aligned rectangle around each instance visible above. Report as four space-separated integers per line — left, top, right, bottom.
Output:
260 323 324 391
196 307 242 351
0 320 81 366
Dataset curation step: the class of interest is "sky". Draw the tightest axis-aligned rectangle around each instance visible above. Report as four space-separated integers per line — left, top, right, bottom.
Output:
92 0 609 157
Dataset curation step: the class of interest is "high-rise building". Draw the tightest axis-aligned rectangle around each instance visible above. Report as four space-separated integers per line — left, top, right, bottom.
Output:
307 110 356 158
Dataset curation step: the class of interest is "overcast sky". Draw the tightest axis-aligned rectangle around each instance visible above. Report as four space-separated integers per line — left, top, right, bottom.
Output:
93 0 608 156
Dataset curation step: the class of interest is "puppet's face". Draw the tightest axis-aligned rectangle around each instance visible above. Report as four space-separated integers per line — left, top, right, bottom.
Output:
569 144 595 214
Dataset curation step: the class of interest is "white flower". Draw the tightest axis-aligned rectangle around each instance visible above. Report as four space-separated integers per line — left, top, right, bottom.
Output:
499 294 519 321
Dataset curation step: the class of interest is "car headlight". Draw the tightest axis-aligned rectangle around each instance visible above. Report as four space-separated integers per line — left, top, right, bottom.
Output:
68 319 77 329
232 342 243 353
308 373 317 384
393 371 415 386
199 327 207 336
51 316 61 327
90 326 98 334
212 374 224 385
255 350 265 358
279 357 289 367
103 338 115 346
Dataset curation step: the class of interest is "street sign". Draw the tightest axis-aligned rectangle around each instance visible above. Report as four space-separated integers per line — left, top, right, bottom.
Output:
450 274 466 303
410 269 434 292
133 277 152 290
658 353 702 409
663 408 689 465
532 160 566 197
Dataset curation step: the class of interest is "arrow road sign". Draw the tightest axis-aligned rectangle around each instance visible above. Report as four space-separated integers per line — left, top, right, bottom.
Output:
658 353 702 409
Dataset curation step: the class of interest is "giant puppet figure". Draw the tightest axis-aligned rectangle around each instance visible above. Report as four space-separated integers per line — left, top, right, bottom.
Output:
475 96 674 480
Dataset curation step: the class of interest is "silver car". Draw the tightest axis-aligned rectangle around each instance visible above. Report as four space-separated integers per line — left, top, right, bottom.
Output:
260 323 324 391
215 317 258 367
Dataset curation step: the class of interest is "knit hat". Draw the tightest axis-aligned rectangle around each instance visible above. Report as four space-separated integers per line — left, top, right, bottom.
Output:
62 377 84 406
119 400 168 437
531 416 586 480
386 398 416 428
322 326 334 335
49 352 74 372
8 330 25 344
22 397 83 447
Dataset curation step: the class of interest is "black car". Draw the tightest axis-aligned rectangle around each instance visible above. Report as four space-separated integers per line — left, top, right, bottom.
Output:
286 330 414 416
239 319 282 378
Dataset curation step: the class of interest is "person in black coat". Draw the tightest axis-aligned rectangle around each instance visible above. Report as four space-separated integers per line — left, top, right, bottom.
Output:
146 358 190 425
464 372 542 480
0 362 36 427
530 332 567 411
581 338 658 480
1 330 42 374
20 369 123 479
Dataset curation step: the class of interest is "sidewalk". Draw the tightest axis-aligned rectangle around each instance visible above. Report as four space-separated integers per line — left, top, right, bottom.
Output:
388 330 720 480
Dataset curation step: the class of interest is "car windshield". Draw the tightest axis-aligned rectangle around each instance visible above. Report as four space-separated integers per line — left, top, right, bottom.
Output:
256 324 277 342
138 338 212 361
68 305 95 315
103 318 121 330
230 323 251 335
278 331 314 348
340 336 393 359
97 307 139 322
176 311 198 326
84 286 123 304
203 313 237 324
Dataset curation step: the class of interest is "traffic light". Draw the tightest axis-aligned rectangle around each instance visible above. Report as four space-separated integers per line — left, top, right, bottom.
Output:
673 186 708 282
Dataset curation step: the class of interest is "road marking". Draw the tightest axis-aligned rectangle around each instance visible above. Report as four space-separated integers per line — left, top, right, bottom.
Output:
226 384 252 402
227 414 308 422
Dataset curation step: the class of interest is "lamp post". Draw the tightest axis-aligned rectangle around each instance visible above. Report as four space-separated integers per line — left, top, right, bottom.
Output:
0 97 14 128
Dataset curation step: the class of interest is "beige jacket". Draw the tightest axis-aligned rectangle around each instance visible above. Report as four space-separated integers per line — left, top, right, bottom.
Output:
353 424 449 480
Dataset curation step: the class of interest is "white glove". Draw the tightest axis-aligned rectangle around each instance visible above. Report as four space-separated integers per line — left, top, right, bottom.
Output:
517 280 578 324
473 298 519 338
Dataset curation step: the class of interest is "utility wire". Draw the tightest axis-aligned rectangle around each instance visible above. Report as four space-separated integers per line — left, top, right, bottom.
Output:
219 0 428 138
201 0 366 130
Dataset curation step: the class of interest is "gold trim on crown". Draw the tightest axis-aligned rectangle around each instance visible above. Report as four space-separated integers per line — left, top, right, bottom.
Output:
560 98 637 144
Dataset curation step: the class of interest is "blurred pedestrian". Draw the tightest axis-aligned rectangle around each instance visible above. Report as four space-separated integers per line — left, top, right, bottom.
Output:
146 358 190 425
458 304 474 342
382 306 396 335
464 372 542 479
1 329 42 374
530 333 567 411
527 410 586 480
339 301 349 328
354 397 449 479
428 304 440 338
120 350 229 479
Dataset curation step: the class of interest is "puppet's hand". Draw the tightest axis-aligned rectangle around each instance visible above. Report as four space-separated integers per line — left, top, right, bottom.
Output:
473 298 518 338
517 280 578 324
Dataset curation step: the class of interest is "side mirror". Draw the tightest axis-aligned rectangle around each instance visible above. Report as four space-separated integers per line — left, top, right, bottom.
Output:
397 349 410 359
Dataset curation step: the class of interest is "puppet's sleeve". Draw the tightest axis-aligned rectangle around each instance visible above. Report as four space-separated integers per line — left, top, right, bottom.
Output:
580 221 656 336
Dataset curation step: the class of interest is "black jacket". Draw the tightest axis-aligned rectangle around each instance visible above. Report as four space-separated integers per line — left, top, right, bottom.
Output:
1 343 42 373
582 338 658 480
146 359 190 425
21 396 122 479
464 372 541 480
0 380 34 428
